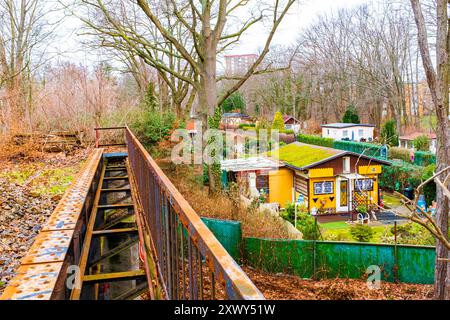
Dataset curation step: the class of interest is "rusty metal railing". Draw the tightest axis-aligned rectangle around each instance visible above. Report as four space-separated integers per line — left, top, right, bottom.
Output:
94 126 127 148
124 127 264 300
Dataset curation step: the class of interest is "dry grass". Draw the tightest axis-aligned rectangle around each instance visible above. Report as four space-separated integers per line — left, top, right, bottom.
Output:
0 136 45 163
157 160 290 239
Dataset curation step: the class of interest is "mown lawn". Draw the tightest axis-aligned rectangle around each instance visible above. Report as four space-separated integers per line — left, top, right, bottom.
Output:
319 221 390 243
383 193 402 207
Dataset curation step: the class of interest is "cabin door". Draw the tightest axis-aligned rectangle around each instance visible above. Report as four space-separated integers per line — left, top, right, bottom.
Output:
336 179 350 212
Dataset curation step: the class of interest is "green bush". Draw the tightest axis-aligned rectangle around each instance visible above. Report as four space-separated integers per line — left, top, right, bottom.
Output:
350 224 375 242
380 119 399 147
342 103 360 124
296 213 320 240
238 123 256 129
297 134 334 148
389 147 412 162
413 135 430 151
356 205 368 214
130 111 176 146
388 223 435 246
272 111 285 131
222 91 246 113
414 151 436 167
281 204 320 240
422 164 437 206
379 160 424 191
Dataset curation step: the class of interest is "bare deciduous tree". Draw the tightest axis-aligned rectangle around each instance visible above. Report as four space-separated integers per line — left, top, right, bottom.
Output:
77 0 296 192
0 0 60 132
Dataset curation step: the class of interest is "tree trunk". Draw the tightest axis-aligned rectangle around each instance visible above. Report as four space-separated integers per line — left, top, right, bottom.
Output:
198 37 220 194
410 0 450 299
173 100 183 120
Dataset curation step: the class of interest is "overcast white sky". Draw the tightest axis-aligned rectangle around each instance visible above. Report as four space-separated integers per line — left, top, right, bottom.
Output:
54 0 370 66
229 0 369 54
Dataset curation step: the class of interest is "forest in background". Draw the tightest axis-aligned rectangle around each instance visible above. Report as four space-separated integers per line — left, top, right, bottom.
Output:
0 0 443 141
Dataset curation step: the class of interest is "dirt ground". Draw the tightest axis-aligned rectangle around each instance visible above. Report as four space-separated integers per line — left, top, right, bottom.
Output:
243 266 434 300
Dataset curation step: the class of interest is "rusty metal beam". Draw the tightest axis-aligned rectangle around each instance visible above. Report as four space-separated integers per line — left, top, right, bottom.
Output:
88 236 138 268
0 149 104 300
92 228 137 236
83 270 145 283
101 187 131 192
70 163 107 300
98 143 127 147
98 203 133 210
103 176 129 180
94 126 127 131
113 282 149 300
103 212 134 230
127 160 162 300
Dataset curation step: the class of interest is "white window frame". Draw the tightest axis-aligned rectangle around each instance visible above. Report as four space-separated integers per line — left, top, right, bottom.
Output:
313 181 334 195
343 157 351 174
358 129 364 138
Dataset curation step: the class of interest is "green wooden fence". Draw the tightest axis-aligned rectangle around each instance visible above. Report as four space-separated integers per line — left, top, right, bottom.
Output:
243 238 435 284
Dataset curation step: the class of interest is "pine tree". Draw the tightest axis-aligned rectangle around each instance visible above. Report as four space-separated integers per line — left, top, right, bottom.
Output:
342 104 360 123
380 119 399 146
272 111 285 130
221 92 245 113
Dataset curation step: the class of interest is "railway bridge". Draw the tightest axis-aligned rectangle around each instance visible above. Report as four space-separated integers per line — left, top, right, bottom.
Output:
0 127 264 300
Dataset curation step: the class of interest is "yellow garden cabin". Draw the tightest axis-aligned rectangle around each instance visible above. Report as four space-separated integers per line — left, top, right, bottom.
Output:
221 142 391 215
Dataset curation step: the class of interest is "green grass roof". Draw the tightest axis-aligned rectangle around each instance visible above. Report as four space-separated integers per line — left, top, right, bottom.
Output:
267 142 340 168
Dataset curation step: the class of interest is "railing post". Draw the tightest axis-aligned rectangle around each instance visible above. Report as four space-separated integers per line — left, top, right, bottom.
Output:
95 129 100 148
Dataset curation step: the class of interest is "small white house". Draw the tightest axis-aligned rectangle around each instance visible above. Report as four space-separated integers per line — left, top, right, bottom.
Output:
283 115 301 134
321 123 375 142
398 132 437 154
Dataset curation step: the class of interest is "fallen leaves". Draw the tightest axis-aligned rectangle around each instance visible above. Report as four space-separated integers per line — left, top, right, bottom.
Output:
243 266 434 300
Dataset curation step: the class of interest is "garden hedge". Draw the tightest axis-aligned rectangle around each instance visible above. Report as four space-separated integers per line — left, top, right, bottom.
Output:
297 134 387 160
388 148 436 167
414 151 436 167
379 160 424 192
333 140 386 159
389 147 412 162
297 134 334 148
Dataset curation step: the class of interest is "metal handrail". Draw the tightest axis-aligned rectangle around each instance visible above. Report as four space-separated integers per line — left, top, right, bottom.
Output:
125 126 264 300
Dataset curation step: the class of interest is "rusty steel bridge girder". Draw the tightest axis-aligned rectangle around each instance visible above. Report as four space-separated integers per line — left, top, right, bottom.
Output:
1 126 264 300
1 149 104 300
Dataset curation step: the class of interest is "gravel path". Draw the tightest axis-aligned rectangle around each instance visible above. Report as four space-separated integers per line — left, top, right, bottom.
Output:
0 178 58 291
0 150 89 294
